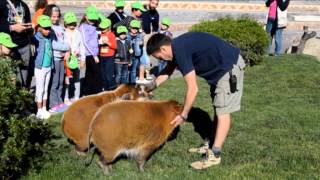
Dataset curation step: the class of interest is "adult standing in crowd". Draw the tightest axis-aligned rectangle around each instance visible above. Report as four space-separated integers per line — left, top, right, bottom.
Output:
142 0 160 35
113 1 146 30
0 0 33 88
108 0 127 32
138 0 160 83
265 0 290 56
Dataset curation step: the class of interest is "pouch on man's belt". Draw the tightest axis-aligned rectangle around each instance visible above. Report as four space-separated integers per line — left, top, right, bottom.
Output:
229 71 237 93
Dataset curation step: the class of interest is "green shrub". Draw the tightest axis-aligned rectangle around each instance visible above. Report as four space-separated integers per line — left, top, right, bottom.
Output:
0 57 52 179
190 17 269 65
0 57 34 118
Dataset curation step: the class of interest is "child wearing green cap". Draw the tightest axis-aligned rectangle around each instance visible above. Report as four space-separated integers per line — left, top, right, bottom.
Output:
44 4 71 113
0 32 17 56
160 17 173 38
127 20 144 84
114 26 133 85
63 12 86 104
79 5 103 95
108 0 127 32
33 15 54 120
98 18 117 90
157 17 173 73
113 1 146 30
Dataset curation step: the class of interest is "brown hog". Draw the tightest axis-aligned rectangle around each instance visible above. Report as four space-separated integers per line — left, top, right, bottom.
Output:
88 100 182 175
61 84 150 155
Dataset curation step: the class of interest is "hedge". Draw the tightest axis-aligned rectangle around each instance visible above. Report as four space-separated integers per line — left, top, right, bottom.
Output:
0 57 52 179
190 17 269 65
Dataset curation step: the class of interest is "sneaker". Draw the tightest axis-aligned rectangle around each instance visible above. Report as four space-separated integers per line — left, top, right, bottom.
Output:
57 103 68 113
42 110 51 119
36 110 44 119
64 99 72 106
146 75 154 80
71 98 79 103
190 150 221 170
49 105 60 114
137 79 153 85
188 141 209 154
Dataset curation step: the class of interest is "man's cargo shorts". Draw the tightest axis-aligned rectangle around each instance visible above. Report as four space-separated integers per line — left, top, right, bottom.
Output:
210 55 246 116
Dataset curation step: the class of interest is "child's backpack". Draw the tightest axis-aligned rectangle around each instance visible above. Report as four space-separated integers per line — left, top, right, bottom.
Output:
67 54 79 69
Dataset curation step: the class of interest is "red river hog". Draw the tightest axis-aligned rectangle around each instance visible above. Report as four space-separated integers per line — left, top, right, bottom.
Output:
87 100 183 175
61 84 150 155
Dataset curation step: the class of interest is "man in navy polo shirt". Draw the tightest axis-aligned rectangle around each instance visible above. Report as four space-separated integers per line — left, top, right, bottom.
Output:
145 32 246 169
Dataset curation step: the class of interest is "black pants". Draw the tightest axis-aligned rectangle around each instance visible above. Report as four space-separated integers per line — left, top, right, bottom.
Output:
83 56 102 95
67 68 80 99
100 56 116 91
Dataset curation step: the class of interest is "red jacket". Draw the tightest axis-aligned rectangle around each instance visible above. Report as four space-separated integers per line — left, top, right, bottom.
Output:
99 31 117 57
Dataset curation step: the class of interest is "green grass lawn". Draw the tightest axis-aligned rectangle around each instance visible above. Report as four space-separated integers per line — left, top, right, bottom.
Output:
24 55 320 179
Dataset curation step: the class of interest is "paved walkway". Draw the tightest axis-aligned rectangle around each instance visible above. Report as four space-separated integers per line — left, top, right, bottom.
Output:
26 0 320 54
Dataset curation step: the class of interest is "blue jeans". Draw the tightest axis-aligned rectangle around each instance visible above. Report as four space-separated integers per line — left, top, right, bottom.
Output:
100 56 116 91
140 47 149 65
49 60 65 108
266 19 283 56
115 63 129 85
129 57 139 84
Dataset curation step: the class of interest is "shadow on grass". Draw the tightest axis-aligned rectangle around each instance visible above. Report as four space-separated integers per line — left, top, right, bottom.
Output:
186 107 216 147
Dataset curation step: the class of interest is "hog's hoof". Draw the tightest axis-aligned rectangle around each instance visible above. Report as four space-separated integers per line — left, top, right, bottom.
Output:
102 166 111 176
75 149 86 156
137 161 145 172
97 160 112 176
139 167 144 172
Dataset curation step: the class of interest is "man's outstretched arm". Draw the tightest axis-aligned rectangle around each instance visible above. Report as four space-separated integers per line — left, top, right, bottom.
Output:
171 70 198 127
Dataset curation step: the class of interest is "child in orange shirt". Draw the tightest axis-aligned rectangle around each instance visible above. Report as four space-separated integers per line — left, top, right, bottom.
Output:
98 18 117 90
32 0 48 28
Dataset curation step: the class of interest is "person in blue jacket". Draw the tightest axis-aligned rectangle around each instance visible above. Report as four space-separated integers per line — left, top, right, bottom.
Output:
127 20 144 84
33 15 54 120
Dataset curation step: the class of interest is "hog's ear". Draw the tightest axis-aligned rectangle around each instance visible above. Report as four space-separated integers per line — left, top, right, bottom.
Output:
121 93 132 100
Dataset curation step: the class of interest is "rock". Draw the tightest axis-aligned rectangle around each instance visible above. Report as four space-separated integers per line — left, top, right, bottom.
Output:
302 37 320 60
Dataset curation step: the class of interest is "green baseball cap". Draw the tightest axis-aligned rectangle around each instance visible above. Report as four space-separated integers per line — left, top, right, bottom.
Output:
131 1 146 12
98 13 106 21
86 5 99 20
64 12 77 24
117 25 128 34
86 5 98 13
130 20 141 29
99 18 111 29
0 32 17 48
67 54 79 69
161 17 171 26
115 0 125 8
37 15 53 28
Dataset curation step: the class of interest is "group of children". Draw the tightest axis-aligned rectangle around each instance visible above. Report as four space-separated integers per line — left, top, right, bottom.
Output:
0 2 173 120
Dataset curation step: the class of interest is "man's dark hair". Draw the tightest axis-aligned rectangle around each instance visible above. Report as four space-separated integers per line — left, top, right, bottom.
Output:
147 33 172 55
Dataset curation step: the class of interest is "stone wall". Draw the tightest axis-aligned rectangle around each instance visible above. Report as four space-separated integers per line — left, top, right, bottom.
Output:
24 0 320 31
25 0 320 12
